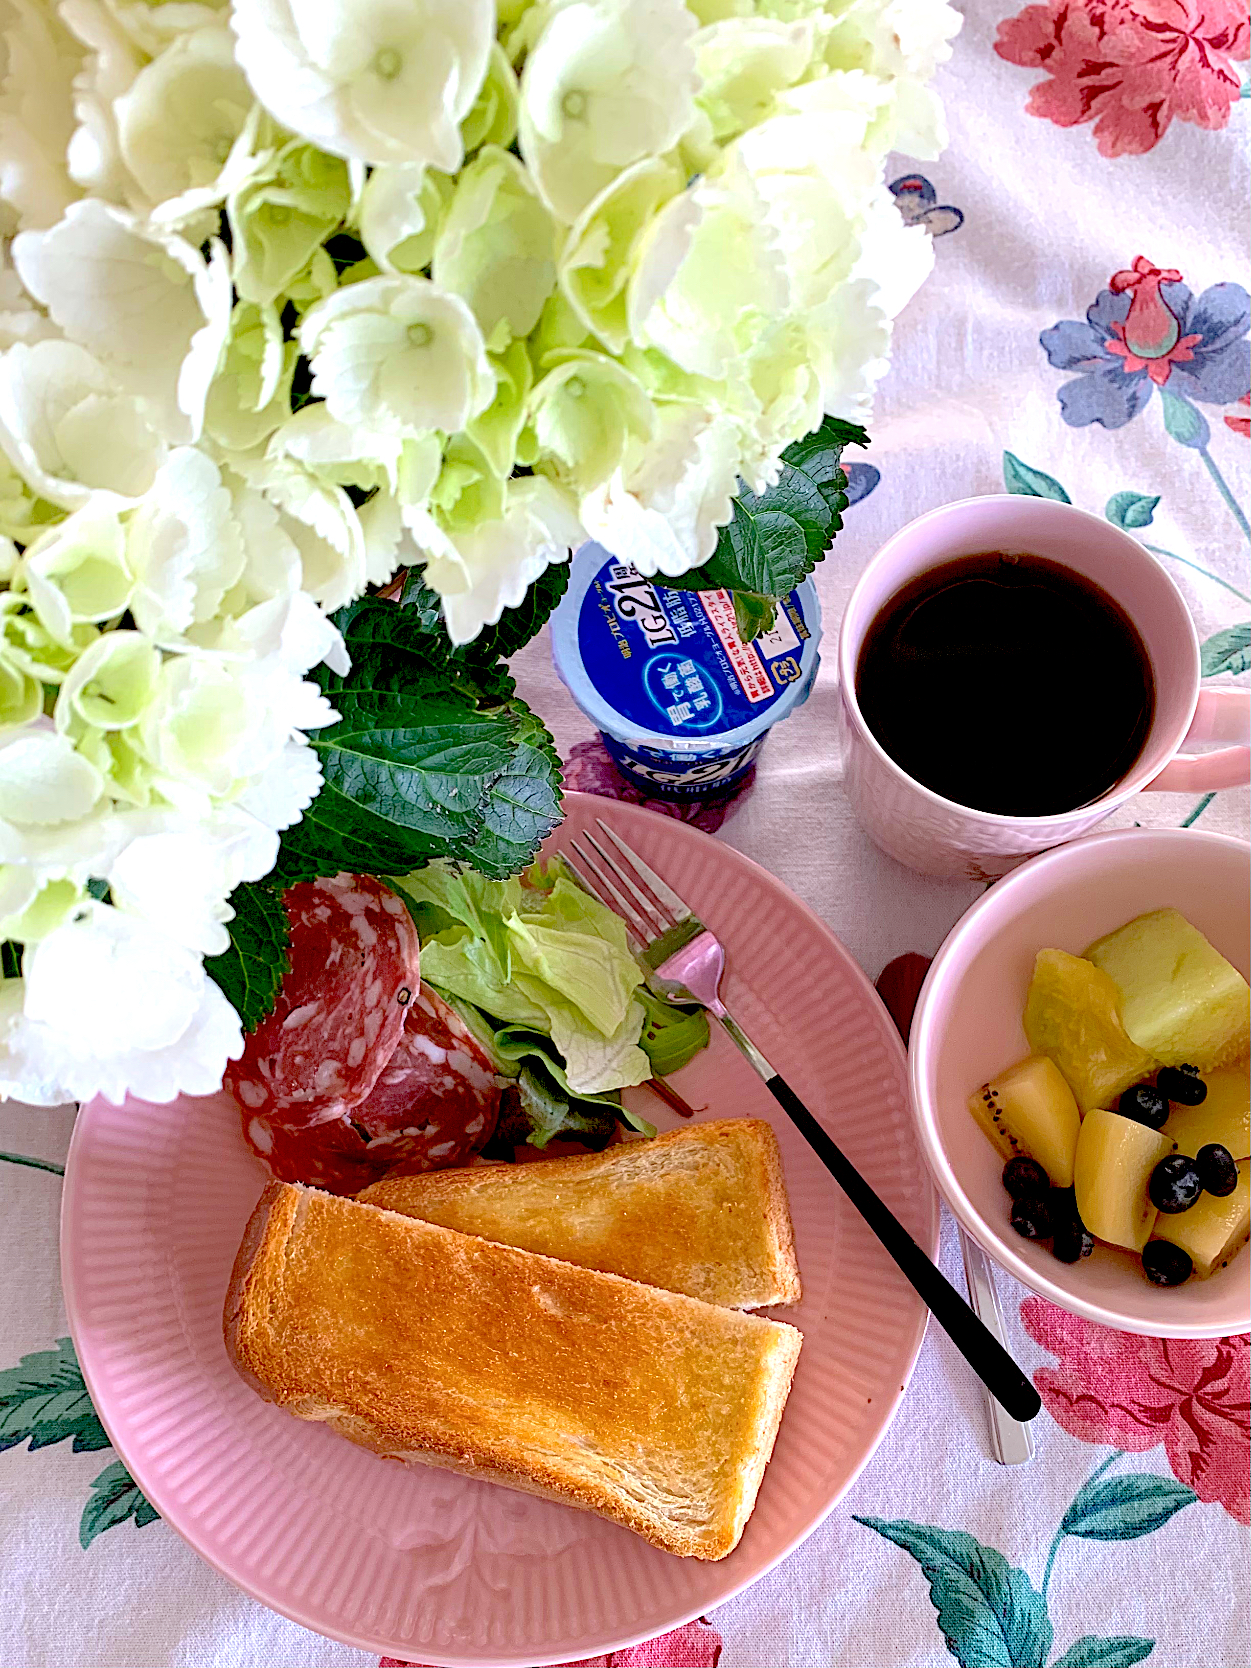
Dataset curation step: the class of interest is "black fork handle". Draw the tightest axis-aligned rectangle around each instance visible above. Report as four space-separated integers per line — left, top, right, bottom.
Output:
765 1072 1041 1424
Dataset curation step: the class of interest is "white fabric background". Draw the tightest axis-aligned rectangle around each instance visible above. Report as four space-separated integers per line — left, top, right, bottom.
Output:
2 4 1248 1664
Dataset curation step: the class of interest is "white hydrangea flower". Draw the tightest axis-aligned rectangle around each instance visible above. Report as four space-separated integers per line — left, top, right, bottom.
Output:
0 339 169 510
0 726 104 825
126 448 246 643
12 202 233 444
432 147 558 344
357 162 453 275
227 140 351 308
409 475 582 645
299 274 494 437
629 160 788 380
580 400 741 577
54 628 161 733
5 899 245 1105
0 868 84 944
693 14 815 141
518 0 699 224
95 1 232 57
235 451 368 613
203 300 295 453
0 0 84 230
231 0 493 170
21 506 134 645
526 352 655 496
0 641 41 729
558 156 684 355
58 0 145 205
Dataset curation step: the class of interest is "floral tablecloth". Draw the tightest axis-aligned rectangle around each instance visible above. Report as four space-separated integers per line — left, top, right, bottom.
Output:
2 4 1249 1666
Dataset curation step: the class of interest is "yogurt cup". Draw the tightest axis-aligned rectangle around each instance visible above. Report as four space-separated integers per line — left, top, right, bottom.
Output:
550 543 822 798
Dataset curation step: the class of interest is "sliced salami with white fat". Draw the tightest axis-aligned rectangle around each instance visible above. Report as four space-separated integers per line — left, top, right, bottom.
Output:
225 873 421 1124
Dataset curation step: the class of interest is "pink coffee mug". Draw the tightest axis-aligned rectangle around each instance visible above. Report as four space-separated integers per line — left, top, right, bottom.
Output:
837 496 1251 879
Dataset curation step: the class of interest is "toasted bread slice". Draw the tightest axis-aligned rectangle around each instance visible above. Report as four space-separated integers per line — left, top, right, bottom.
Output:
225 1182 801 1560
357 1118 800 1309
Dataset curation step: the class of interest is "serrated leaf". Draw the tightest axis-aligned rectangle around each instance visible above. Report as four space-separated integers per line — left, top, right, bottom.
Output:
731 591 777 642
1200 622 1251 677
673 416 866 600
401 563 570 664
1052 1637 1154 1668
0 1337 110 1456
1105 491 1160 530
1058 1473 1197 1542
1003 452 1071 502
79 1459 160 1548
856 1518 1052 1668
202 881 291 1034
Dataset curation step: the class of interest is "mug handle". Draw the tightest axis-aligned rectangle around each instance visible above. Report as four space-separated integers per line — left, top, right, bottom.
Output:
1145 687 1251 793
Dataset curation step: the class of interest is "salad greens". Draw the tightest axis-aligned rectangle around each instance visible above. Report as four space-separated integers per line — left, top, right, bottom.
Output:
393 857 708 1151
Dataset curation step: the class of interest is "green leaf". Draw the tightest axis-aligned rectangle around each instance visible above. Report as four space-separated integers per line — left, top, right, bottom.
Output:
0 1337 110 1456
202 881 291 1033
731 591 778 643
855 1518 1052 1668
1003 453 1071 502
1058 1473 1197 1542
1159 389 1210 450
673 416 867 600
637 988 710 1077
1052 1637 1154 1668
1 940 21 980
401 563 571 665
79 1458 160 1549
512 1062 618 1150
1105 492 1160 530
1200 622 1251 677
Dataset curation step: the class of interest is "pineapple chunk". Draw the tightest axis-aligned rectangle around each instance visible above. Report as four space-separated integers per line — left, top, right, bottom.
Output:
1162 1062 1250 1160
968 1055 1081 1185
1085 908 1250 1071
1151 1159 1250 1277
1024 948 1159 1113
1074 1108 1174 1251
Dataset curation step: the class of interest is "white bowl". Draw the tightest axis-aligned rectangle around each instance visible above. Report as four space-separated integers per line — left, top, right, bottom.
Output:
909 828 1250 1337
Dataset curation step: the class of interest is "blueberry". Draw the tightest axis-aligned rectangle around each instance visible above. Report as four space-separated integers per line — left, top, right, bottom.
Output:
1002 1156 1050 1200
1157 1066 1207 1106
1117 1083 1169 1128
1196 1142 1239 1198
1148 1153 1203 1214
1052 1218 1094 1264
1142 1240 1193 1287
1010 1197 1053 1241
1049 1184 1080 1223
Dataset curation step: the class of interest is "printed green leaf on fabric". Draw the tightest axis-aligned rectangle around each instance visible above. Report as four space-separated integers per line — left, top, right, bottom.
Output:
79 1459 160 1549
1159 390 1209 450
856 1518 1053 1668
0 1338 109 1456
203 881 291 1033
1058 1473 1197 1542
1199 622 1251 677
1105 492 1160 530
674 417 868 600
1003 453 1071 503
1052 1637 1155 1668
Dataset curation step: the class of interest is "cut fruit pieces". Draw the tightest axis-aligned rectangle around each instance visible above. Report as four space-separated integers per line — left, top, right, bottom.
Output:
1073 1108 1174 1252
1162 1063 1250 1161
968 1055 1081 1186
1085 908 1251 1071
1151 1159 1250 1278
1024 948 1159 1113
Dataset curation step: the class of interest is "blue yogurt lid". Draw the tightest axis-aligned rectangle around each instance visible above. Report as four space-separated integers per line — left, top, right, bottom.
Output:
551 544 822 753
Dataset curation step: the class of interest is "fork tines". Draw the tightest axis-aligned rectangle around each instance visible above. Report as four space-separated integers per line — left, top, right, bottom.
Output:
564 819 693 950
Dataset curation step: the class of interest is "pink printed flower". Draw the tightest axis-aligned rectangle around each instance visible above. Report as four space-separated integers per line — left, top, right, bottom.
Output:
561 737 750 833
1226 393 1251 436
381 1616 724 1668
995 0 1250 158
1021 1297 1251 1524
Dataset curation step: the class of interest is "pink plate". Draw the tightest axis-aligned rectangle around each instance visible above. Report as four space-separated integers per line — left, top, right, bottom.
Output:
61 793 938 1666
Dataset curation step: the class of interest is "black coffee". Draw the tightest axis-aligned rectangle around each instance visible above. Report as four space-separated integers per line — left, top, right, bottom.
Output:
855 552 1155 817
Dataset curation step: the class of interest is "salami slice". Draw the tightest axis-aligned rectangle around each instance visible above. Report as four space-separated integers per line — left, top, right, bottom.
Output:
240 984 503 1194
225 873 421 1124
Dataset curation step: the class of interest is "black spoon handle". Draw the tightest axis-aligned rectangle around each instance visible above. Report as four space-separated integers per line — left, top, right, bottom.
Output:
764 1071 1041 1423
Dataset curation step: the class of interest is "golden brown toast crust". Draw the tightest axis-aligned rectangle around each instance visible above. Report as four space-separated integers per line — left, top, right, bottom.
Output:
224 1183 801 1559
357 1118 801 1308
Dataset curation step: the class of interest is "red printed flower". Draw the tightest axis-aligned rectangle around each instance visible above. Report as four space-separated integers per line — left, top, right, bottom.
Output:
995 0 1250 158
1226 392 1251 436
381 1617 723 1668
1021 1297 1251 1524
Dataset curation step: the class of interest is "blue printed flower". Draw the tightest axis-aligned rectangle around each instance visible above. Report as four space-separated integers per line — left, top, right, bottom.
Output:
1041 258 1251 449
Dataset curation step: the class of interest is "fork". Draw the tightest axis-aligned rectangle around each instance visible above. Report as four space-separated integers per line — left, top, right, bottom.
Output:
565 818 1042 1425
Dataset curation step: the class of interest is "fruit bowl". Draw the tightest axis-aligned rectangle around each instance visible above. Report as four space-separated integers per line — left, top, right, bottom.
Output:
909 829 1250 1338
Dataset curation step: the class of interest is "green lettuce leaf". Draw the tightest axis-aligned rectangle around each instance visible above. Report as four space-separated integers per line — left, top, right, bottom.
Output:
637 988 710 1077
